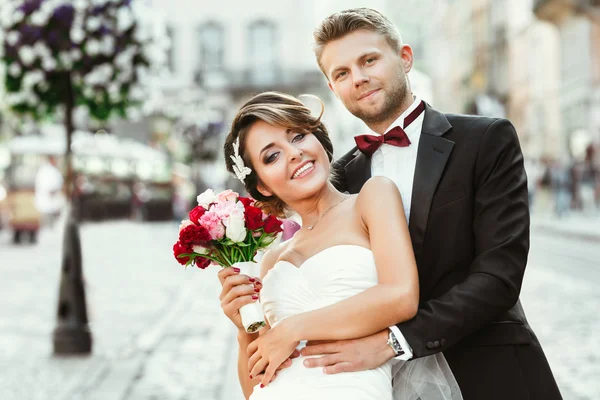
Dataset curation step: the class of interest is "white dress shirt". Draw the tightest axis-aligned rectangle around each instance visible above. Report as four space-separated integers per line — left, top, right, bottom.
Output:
355 96 425 360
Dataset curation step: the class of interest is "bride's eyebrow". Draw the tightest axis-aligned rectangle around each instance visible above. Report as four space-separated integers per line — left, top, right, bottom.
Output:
259 143 275 156
259 129 295 156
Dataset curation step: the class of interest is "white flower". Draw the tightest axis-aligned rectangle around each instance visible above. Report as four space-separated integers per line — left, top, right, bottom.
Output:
22 70 45 88
192 245 209 255
6 93 24 105
86 39 102 56
86 17 102 32
31 11 50 26
224 210 247 243
197 189 218 209
59 52 73 69
83 87 95 98
33 42 51 58
38 81 50 92
18 46 36 66
25 93 39 106
116 7 134 32
129 85 145 101
73 0 87 11
126 106 142 121
101 36 115 56
71 28 85 44
70 48 82 61
42 57 57 71
12 10 25 24
6 31 19 46
8 63 21 77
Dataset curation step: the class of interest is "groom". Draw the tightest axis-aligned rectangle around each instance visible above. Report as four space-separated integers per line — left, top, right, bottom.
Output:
300 8 562 399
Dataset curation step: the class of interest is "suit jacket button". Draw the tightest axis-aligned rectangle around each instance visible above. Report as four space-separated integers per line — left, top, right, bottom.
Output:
434 341 440 348
441 339 447 346
426 342 434 349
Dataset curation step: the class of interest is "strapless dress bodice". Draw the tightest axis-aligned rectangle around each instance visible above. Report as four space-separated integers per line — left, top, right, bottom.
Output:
250 245 392 400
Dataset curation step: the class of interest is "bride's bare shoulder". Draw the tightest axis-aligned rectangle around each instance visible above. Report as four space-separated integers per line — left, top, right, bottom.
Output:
356 177 404 225
259 240 292 279
357 176 402 203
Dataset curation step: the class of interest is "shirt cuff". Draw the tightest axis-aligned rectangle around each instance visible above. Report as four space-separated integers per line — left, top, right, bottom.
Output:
389 325 413 361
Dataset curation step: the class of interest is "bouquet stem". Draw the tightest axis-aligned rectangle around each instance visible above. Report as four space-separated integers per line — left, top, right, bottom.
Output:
233 261 266 333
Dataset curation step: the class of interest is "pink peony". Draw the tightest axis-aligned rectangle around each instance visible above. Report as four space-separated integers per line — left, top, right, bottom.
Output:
210 200 238 220
217 189 239 203
199 211 225 240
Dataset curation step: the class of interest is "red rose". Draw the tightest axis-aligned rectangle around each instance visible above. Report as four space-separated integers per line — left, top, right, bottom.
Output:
179 224 212 246
245 206 264 230
173 241 192 265
188 206 206 225
239 197 255 208
263 215 283 234
195 257 211 269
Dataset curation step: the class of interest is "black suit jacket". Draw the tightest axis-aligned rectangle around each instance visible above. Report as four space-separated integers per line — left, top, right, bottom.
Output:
333 104 562 400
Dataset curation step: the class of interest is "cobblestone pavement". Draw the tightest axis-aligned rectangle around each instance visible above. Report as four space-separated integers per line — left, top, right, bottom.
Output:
0 220 597 400
522 230 600 400
0 220 234 400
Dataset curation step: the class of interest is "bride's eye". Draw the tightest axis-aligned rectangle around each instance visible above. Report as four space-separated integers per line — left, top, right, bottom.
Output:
292 134 305 142
265 152 279 164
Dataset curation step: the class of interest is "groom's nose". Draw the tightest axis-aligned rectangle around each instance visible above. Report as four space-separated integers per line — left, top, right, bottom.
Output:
353 68 370 87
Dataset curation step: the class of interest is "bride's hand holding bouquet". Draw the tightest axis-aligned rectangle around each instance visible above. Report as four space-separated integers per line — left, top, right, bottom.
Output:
172 188 283 333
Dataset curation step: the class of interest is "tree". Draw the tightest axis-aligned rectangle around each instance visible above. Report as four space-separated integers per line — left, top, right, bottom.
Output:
0 0 168 194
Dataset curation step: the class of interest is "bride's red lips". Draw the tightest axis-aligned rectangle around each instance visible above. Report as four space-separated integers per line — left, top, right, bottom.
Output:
291 161 314 179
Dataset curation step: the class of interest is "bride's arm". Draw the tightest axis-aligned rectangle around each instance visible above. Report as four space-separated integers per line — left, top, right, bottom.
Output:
281 176 419 341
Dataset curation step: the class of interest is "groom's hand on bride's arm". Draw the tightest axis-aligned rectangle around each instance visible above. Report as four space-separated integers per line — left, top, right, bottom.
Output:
300 329 395 374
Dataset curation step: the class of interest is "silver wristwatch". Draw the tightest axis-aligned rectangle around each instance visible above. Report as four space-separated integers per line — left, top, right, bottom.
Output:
387 329 404 356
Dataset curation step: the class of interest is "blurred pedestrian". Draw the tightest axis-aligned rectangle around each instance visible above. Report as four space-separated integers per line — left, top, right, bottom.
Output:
34 155 65 227
524 158 542 213
550 159 572 218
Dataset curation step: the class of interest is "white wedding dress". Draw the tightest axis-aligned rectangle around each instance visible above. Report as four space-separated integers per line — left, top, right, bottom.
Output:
251 244 462 400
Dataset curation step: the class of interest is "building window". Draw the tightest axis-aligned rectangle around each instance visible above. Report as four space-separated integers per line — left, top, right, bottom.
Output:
198 22 224 71
248 20 277 84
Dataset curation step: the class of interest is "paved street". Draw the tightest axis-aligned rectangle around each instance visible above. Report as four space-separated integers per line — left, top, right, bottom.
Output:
0 219 236 400
0 219 598 399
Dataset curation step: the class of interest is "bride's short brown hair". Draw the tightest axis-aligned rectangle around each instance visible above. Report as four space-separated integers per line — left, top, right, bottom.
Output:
224 92 334 217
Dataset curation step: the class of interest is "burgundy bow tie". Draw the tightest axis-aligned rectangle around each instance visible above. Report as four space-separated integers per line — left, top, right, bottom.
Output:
354 100 425 156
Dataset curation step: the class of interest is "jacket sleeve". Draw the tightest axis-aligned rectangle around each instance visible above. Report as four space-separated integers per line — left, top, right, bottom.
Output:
396 119 530 358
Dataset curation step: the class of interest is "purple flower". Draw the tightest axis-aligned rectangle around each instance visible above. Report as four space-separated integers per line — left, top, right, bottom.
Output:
19 0 43 15
52 4 75 23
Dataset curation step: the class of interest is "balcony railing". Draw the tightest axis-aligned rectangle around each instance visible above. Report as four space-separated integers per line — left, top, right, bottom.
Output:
534 0 596 23
194 67 325 94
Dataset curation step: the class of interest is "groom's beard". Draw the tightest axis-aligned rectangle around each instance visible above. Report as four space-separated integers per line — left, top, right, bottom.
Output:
349 73 408 127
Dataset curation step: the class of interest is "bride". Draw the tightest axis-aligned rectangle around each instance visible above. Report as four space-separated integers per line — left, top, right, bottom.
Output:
219 91 461 400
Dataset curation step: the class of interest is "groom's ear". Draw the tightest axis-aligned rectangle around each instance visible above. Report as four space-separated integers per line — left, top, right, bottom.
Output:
400 44 414 73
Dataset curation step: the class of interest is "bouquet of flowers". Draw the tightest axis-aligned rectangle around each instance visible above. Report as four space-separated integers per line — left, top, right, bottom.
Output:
173 188 283 332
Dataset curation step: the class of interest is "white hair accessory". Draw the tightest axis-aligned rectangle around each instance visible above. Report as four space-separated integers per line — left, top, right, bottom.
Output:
230 136 252 183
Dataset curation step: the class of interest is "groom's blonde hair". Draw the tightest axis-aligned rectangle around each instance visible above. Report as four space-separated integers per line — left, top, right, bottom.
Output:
313 8 403 75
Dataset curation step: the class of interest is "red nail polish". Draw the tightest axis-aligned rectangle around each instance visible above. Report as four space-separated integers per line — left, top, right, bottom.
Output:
249 374 253 379
252 295 258 300
249 277 255 282
254 288 260 292
260 384 264 388
233 267 240 273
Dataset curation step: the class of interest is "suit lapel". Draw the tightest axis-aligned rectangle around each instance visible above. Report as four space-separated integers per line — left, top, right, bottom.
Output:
408 104 454 266
344 149 372 194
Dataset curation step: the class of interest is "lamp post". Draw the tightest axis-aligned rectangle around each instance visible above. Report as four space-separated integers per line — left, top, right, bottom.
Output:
1 0 168 355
